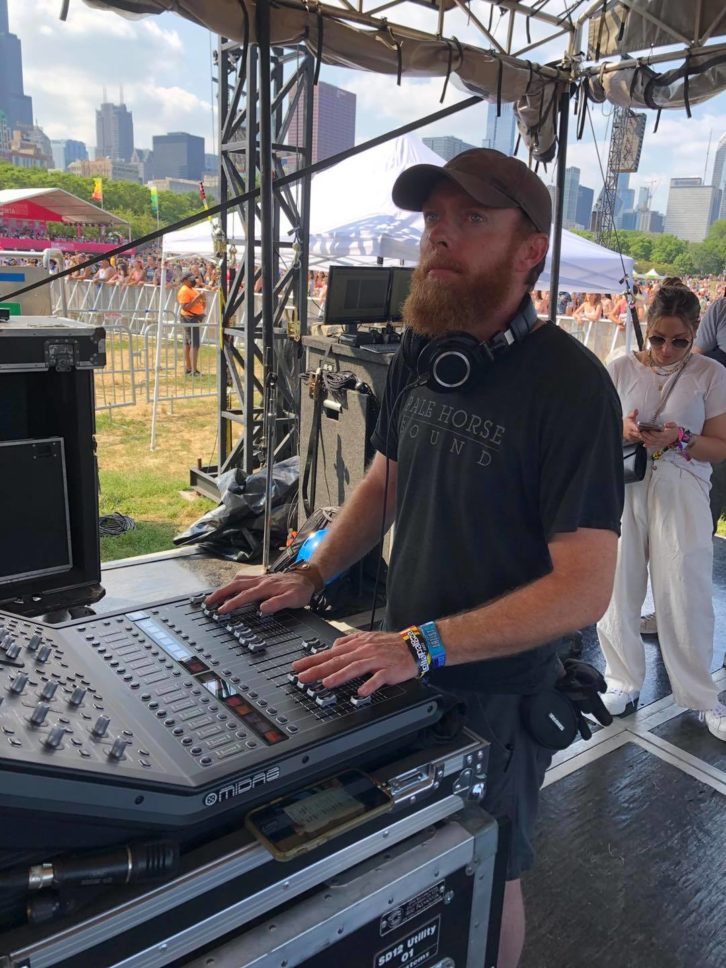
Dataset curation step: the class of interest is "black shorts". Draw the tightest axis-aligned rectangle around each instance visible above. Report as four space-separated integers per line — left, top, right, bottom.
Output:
448 689 553 881
182 319 201 348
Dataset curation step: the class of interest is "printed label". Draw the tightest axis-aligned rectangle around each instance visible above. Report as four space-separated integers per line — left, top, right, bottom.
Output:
380 882 445 936
374 916 441 968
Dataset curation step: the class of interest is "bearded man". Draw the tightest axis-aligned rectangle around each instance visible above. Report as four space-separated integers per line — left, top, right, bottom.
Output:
206 149 624 967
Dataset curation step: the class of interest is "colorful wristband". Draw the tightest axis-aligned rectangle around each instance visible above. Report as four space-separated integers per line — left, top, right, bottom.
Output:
670 426 694 462
400 626 431 679
420 621 446 669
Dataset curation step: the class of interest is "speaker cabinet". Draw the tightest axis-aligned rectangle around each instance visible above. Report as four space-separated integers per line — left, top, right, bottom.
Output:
0 369 101 611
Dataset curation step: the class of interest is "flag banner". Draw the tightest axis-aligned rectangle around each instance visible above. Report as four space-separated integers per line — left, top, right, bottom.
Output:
91 178 103 203
199 181 207 203
150 185 159 216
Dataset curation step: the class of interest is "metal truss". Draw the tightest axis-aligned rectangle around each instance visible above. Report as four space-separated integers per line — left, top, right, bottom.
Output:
593 104 631 250
192 38 315 498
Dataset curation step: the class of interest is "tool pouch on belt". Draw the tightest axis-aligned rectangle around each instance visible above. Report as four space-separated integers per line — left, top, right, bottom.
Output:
520 658 613 751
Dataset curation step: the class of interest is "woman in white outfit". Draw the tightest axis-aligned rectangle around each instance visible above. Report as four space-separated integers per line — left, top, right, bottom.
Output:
596 283 726 741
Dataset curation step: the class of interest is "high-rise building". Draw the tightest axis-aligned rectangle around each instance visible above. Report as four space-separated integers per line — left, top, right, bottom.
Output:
0 110 10 152
96 99 134 162
484 104 516 156
288 81 356 165
422 136 474 161
562 167 580 228
637 210 664 234
131 147 154 182
664 177 721 242
0 0 32 131
152 132 204 181
712 133 726 221
576 185 594 230
51 138 88 171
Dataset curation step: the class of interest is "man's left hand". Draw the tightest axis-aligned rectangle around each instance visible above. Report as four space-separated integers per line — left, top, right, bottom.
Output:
292 630 419 697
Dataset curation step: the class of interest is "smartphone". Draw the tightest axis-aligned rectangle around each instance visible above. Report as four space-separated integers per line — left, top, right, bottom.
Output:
637 421 663 432
245 769 393 861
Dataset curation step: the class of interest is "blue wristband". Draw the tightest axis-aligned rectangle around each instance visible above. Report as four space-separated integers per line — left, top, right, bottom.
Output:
420 621 446 669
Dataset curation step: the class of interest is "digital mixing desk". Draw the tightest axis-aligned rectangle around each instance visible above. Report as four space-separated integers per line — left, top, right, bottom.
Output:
0 595 442 848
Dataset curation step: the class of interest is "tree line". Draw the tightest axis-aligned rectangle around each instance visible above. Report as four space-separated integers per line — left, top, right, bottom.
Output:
573 221 726 278
0 162 213 240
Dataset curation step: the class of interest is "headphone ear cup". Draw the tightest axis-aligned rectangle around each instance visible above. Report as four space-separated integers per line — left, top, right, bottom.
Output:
520 690 579 750
419 334 483 393
401 328 430 376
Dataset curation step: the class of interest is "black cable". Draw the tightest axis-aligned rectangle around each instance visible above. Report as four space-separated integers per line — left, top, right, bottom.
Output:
99 512 136 537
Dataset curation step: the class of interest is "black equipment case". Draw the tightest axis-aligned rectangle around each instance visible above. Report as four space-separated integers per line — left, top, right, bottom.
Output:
0 732 498 968
0 317 105 613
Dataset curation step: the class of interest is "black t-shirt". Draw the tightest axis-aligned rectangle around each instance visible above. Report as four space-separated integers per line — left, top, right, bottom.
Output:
371 322 624 695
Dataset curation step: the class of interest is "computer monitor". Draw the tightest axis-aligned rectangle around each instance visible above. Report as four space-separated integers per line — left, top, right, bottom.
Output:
389 267 414 321
324 267 391 325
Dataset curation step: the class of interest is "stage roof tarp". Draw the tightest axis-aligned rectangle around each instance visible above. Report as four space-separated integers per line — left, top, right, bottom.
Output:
81 0 726 125
0 189 127 226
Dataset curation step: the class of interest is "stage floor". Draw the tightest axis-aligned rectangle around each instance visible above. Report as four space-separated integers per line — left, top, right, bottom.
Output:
97 538 726 968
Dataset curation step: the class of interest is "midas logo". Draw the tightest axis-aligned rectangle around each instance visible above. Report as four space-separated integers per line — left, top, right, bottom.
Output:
204 767 281 806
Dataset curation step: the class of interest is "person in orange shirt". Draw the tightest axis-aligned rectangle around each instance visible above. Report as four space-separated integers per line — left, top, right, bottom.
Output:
177 271 206 375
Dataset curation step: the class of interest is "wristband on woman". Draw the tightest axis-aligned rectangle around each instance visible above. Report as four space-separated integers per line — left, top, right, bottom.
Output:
669 426 694 462
420 621 447 669
400 626 431 679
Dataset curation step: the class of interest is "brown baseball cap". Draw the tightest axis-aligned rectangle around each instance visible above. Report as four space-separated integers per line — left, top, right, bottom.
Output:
392 147 551 235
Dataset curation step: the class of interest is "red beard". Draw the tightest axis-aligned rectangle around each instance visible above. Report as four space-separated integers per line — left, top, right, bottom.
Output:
402 242 522 337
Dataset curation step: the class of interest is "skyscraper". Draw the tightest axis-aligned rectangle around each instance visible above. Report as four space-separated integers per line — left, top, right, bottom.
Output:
576 185 594 230
0 0 33 130
422 136 474 161
712 133 726 221
484 104 516 156
288 81 356 164
563 167 581 228
51 139 88 171
152 132 204 181
664 177 721 242
96 99 134 161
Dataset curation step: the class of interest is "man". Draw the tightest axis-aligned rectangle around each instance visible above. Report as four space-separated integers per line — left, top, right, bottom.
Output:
177 270 206 376
206 149 624 967
693 293 726 531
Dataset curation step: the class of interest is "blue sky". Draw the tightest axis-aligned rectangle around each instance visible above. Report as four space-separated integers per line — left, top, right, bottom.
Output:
8 0 726 214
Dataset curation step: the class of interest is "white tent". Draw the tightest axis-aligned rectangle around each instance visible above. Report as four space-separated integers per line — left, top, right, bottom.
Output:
301 133 634 293
163 211 245 258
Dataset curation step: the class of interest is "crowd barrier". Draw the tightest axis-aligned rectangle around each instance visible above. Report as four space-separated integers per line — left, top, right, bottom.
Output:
54 279 221 412
556 314 625 362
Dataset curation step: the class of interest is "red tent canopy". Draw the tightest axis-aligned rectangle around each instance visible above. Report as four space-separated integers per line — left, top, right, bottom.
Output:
0 199 65 222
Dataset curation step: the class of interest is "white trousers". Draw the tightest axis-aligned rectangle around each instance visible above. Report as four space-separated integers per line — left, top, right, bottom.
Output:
597 459 718 711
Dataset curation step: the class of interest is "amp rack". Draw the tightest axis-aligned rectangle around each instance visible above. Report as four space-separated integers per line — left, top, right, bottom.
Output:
0 594 442 848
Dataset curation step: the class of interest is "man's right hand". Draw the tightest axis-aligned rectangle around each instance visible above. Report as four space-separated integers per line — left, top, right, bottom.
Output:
205 572 315 617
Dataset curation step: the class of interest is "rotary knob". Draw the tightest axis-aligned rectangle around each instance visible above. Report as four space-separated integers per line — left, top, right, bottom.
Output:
36 644 52 664
108 736 130 760
91 715 110 738
9 673 28 695
29 703 50 726
40 681 59 701
4 641 21 660
68 686 87 707
44 725 66 750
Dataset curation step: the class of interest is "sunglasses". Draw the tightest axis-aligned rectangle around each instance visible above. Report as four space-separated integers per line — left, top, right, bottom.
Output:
649 335 692 349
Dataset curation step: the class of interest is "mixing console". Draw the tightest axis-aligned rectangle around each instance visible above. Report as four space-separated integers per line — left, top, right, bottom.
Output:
0 595 441 847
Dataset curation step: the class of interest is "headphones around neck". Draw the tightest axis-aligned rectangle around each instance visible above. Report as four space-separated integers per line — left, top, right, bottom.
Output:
401 294 539 393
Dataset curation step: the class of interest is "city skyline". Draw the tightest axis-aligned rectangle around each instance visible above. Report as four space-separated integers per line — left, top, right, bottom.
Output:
5 0 726 224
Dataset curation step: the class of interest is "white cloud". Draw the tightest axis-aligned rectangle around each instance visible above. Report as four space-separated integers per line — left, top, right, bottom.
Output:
142 19 184 53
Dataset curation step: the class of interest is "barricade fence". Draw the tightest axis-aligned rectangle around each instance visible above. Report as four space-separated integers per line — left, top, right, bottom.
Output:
55 279 221 412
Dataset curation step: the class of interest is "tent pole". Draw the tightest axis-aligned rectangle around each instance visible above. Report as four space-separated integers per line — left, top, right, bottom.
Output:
150 248 166 451
548 89 570 325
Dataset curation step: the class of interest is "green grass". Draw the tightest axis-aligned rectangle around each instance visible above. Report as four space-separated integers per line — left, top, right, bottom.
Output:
96 397 219 562
719 517 726 538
